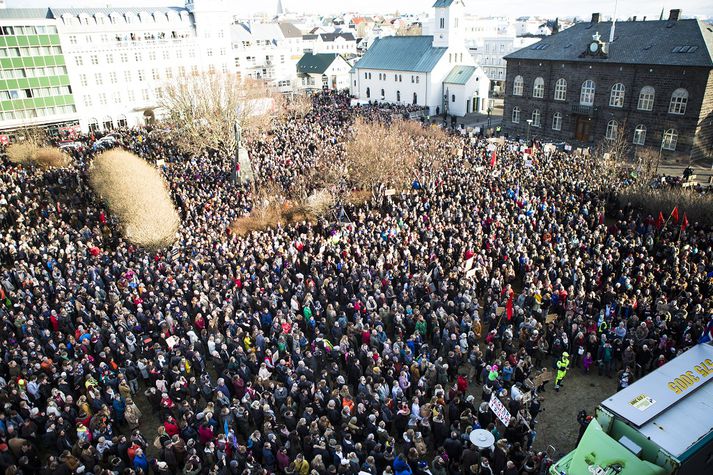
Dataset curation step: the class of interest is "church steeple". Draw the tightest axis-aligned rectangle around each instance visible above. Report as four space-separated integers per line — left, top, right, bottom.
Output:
276 0 285 16
432 0 465 49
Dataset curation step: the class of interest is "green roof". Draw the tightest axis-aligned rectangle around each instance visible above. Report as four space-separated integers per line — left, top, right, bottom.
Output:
353 36 446 73
433 0 456 7
297 53 340 74
443 65 477 84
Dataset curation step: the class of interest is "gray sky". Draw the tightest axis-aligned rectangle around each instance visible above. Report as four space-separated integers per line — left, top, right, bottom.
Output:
8 0 712 19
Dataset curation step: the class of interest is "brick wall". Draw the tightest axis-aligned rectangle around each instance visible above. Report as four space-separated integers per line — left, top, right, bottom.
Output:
502 58 711 159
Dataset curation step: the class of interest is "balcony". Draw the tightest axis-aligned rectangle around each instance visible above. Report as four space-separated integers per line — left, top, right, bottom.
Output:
571 104 597 116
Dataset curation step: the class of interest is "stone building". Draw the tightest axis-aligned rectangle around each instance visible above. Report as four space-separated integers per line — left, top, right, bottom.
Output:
503 10 713 160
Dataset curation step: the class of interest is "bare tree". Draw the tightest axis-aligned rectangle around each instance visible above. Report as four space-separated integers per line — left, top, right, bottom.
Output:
159 72 283 158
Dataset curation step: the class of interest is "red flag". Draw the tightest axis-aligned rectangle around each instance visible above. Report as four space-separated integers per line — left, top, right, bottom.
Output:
506 295 514 321
490 150 497 167
670 206 679 223
681 213 689 232
655 212 665 229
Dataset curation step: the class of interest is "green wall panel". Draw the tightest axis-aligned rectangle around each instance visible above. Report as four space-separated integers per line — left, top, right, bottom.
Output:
16 37 28 47
5 37 17 47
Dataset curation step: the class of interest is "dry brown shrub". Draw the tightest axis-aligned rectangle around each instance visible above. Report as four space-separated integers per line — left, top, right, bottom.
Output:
34 147 69 168
619 187 713 226
89 149 179 250
6 142 39 165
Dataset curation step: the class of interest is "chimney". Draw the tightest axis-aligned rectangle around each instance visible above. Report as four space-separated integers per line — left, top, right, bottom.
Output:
632 16 637 21
669 9 681 21
591 13 601 23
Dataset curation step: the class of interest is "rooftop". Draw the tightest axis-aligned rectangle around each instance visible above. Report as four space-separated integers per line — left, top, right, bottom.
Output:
443 65 477 85
297 52 341 74
601 342 713 458
505 18 713 67
353 35 446 73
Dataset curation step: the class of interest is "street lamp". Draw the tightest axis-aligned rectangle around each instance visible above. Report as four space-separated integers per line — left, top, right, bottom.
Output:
487 106 492 128
526 119 533 144
232 121 241 185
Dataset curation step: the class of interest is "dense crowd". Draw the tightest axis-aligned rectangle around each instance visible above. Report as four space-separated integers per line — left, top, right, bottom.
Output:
0 91 711 475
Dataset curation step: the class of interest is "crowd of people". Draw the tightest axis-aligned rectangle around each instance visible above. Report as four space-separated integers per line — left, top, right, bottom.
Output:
0 91 711 475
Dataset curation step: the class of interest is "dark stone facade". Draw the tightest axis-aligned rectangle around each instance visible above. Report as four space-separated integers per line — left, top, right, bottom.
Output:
503 59 713 161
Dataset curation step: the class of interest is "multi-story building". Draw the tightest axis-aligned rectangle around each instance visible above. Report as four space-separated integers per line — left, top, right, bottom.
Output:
0 8 78 136
469 36 538 93
0 1 234 134
54 6 201 132
504 10 713 160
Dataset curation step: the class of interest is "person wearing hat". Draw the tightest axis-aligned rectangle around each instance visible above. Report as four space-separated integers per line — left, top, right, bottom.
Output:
555 352 570 391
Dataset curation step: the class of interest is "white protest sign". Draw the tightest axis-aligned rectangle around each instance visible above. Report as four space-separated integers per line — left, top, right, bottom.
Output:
488 396 512 426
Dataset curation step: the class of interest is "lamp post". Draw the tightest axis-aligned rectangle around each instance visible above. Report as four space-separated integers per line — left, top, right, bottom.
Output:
232 121 241 185
487 106 492 128
526 119 533 144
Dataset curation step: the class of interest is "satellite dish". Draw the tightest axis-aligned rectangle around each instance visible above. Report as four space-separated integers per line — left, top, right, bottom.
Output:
469 429 495 449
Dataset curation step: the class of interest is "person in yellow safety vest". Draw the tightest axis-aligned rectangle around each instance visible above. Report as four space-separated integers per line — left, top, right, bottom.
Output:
555 352 570 392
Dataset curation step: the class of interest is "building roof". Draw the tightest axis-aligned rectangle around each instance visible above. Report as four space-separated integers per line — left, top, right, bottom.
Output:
433 0 456 7
297 52 340 74
601 342 713 459
278 22 303 38
49 7 189 17
505 18 713 67
320 32 355 42
443 65 477 84
0 8 52 20
353 35 446 72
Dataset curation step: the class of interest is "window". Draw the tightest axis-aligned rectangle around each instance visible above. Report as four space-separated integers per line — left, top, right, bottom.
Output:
580 80 595 106
532 109 541 127
662 129 678 150
452 94 456 103
380 89 385 99
120 52 128 63
106 54 114 64
124 71 132 82
416 76 419 84
609 83 625 107
633 125 646 145
94 72 103 85
138 70 145 81
413 92 418 105
513 75 524 96
98 93 107 105
79 74 88 86
554 78 566 101
533 77 544 98
109 72 117 84
149 51 157 61
69 35 78 44
364 72 368 79
605 120 619 141
552 112 562 131
669 88 688 115
440 18 445 29
88 118 99 132
636 86 655 111
397 91 401 102
152 69 160 80
512 106 520 123
83 95 93 107
90 55 99 65
135 52 142 62
75 56 84 66
366 87 370 98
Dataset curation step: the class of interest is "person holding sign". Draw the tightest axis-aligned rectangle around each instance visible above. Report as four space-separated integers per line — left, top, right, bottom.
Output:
555 352 570 392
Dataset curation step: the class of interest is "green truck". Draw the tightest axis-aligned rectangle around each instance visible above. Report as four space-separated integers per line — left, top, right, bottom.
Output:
551 342 713 475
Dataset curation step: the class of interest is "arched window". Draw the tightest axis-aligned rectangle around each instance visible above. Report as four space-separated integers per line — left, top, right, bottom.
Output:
533 77 544 98
513 75 524 96
88 118 99 132
669 88 688 115
512 106 520 123
451 94 456 103
605 119 619 140
413 92 417 105
662 129 678 150
633 124 646 145
366 87 370 98
397 90 401 102
580 80 595 105
532 109 541 127
554 78 566 101
637 86 655 111
552 112 562 131
609 83 625 108
102 116 113 130
380 89 384 100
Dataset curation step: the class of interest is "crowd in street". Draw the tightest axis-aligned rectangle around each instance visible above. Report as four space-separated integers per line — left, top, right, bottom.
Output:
0 91 711 475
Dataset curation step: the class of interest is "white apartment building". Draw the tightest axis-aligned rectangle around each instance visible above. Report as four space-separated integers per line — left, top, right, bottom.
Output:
0 1 234 133
231 22 300 93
